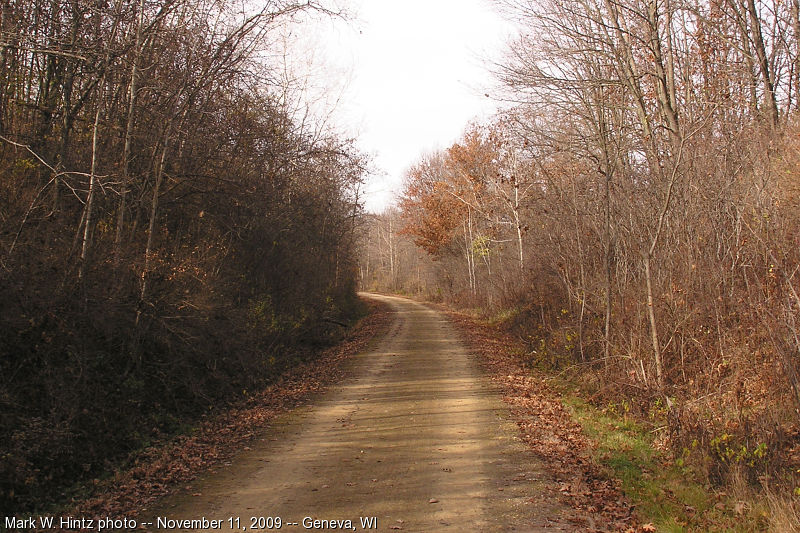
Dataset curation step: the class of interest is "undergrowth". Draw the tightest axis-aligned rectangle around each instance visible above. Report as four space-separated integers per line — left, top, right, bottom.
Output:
482 303 800 531
558 382 775 531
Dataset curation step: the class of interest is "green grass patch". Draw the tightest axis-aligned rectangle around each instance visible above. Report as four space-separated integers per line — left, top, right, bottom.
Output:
559 387 771 531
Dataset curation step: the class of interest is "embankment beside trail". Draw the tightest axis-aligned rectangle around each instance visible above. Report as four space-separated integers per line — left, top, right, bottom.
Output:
12 297 390 524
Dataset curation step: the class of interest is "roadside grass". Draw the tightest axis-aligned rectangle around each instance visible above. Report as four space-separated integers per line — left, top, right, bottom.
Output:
558 384 773 532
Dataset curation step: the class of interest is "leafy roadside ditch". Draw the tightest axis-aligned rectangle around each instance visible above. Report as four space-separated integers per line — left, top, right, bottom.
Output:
445 308 770 532
46 299 392 529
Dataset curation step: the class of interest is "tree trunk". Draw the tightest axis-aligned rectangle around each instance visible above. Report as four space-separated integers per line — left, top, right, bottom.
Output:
648 0 681 147
77 101 102 281
644 254 663 388
746 0 780 125
793 0 800 111
114 0 145 267
138 123 172 318
604 168 613 366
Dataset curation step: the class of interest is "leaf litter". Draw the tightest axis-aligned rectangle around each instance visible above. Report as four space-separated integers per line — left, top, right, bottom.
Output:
55 300 391 529
446 309 647 532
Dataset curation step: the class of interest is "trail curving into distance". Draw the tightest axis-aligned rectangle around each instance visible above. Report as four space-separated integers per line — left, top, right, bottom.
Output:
147 294 567 532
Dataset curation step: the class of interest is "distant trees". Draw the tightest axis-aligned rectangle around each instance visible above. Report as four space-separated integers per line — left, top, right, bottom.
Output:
395 123 537 306
358 208 435 296
0 0 365 512
364 0 800 493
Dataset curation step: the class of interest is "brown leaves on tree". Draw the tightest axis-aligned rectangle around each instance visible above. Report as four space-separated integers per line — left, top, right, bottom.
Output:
399 155 467 256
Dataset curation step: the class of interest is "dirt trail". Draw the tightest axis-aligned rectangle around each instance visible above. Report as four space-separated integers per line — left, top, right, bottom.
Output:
146 294 566 531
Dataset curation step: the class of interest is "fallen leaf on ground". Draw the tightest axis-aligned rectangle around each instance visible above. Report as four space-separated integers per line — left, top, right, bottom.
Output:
445 309 639 532
59 301 393 524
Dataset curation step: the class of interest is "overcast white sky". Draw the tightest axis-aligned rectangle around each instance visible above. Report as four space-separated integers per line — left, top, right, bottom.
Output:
295 0 518 213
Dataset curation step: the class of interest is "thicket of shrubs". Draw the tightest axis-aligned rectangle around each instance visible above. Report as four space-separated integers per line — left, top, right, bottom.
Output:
0 0 364 512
